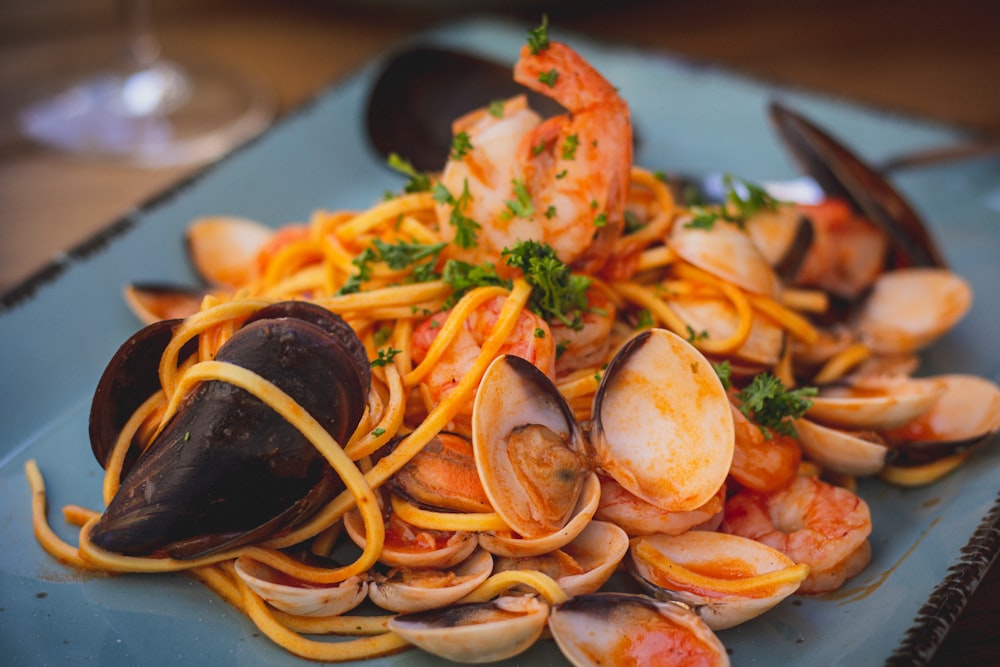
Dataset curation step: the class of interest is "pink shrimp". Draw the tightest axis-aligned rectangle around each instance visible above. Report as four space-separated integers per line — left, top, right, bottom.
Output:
410 295 555 429
435 41 631 274
720 474 872 594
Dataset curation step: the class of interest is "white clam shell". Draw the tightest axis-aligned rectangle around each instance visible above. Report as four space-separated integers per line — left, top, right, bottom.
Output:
367 549 494 613
185 215 274 288
629 531 806 630
343 507 478 569
492 520 629 597
472 354 591 540
807 374 945 430
591 328 734 512
669 296 785 366
478 472 601 558
669 218 781 297
794 418 889 476
233 557 367 617
855 267 972 355
387 594 549 663
548 592 729 667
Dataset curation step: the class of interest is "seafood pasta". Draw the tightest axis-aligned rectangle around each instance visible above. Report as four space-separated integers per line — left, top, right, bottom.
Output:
26 18 1000 666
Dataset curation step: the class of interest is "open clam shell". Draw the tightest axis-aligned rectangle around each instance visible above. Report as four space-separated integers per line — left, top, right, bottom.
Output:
343 506 478 570
386 594 549 663
884 373 1000 469
367 548 494 613
185 215 274 288
855 268 972 355
806 374 945 430
591 328 734 512
794 418 890 476
492 520 629 597
477 472 601 558
629 531 807 630
472 354 592 540
233 556 368 617
595 476 725 537
669 219 781 297
548 592 729 667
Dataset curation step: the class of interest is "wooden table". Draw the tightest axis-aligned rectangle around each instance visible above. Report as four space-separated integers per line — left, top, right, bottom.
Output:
2 1 997 664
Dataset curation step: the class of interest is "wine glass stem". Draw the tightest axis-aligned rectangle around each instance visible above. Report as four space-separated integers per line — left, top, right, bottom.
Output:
121 0 161 70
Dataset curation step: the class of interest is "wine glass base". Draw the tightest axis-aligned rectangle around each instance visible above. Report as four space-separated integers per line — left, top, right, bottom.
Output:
17 58 274 168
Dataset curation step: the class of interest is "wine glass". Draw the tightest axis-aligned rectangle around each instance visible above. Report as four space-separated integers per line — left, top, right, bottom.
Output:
16 0 274 168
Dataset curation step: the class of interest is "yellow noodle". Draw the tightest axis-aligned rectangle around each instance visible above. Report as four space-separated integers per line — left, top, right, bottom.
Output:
460 570 569 606
24 461 100 571
333 192 436 241
102 389 164 505
813 343 871 384
389 493 509 533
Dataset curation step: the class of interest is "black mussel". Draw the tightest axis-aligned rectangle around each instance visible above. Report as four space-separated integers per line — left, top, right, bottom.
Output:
89 302 370 559
365 45 565 172
89 318 198 476
768 101 947 269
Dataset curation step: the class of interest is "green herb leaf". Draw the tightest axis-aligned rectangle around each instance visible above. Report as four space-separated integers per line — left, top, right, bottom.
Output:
502 179 535 220
386 153 432 193
712 360 731 390
487 99 505 118
526 15 551 54
538 67 559 87
502 240 591 330
736 373 816 439
441 259 511 305
450 131 474 160
561 134 579 160
433 180 481 248
371 348 401 368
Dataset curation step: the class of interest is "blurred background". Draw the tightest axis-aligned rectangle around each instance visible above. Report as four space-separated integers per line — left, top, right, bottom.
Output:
0 0 997 660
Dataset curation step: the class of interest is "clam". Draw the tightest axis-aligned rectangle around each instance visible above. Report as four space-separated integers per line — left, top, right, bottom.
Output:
123 283 209 325
548 592 729 667
185 215 274 288
343 504 478 570
386 594 550 663
88 301 370 559
806 373 945 430
854 268 972 355
492 520 629 597
367 548 494 613
794 418 891 476
233 554 368 617
669 295 785 366
629 531 808 630
591 328 734 512
472 354 593 540
668 218 781 297
883 373 1000 471
477 471 601 558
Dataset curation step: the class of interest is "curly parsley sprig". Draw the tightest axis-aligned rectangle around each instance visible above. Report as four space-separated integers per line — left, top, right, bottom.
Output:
736 372 816 439
502 240 591 331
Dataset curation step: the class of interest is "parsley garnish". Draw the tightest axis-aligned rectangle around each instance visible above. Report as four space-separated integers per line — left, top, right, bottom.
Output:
502 179 535 220
386 153 432 193
372 348 401 368
736 373 816 439
373 325 393 347
432 180 481 248
686 325 708 342
538 68 559 87
634 309 654 330
723 174 778 220
562 134 579 160
487 100 505 118
712 360 732 390
372 427 386 437
441 259 511 305
594 211 608 228
450 131 474 160
503 240 591 330
683 207 720 230
527 15 550 54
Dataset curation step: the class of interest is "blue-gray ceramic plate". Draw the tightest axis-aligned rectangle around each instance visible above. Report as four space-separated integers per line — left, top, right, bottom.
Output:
1 17 998 667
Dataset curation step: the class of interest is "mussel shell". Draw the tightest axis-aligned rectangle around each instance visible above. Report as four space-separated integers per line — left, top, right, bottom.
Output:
89 303 369 559
88 318 198 475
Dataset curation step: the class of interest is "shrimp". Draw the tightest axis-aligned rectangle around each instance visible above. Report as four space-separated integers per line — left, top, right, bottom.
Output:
435 41 632 273
720 474 872 594
410 295 555 429
595 476 724 537
550 282 617 376
727 402 802 494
